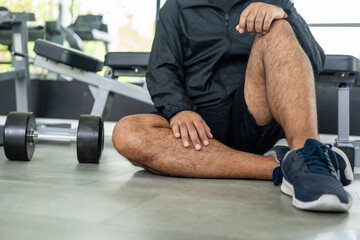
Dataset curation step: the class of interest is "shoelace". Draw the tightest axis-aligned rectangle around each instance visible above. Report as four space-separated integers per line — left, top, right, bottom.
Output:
301 144 337 176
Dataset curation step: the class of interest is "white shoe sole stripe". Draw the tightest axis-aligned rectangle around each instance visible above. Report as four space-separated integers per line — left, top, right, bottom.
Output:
281 178 294 197
293 195 350 212
280 178 350 212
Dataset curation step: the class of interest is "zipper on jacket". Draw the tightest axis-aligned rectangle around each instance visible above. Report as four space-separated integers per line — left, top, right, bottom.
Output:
223 12 232 61
225 13 230 27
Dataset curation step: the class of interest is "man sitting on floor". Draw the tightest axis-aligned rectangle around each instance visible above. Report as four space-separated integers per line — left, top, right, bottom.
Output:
112 0 354 212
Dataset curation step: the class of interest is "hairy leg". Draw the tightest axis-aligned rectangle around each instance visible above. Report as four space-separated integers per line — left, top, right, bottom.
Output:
245 20 318 149
113 114 278 179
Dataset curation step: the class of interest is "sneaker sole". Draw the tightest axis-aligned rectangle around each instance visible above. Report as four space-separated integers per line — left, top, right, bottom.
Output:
332 147 354 184
281 178 350 212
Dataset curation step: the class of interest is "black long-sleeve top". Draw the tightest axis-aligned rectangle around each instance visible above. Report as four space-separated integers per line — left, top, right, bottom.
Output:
146 0 325 119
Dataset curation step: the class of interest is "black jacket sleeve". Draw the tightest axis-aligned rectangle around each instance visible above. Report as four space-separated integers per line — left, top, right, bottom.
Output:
146 0 197 119
280 0 325 75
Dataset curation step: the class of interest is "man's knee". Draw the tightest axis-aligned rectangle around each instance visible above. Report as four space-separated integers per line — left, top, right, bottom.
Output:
259 20 296 47
270 19 292 32
254 20 297 50
112 115 142 156
112 114 170 166
252 19 302 62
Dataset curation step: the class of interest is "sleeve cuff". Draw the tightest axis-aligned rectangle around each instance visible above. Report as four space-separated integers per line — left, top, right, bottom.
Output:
163 104 198 120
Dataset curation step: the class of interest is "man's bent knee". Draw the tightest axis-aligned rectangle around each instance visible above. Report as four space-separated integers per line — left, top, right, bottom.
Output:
253 19 300 58
112 114 170 166
112 116 139 156
256 20 295 47
267 20 293 37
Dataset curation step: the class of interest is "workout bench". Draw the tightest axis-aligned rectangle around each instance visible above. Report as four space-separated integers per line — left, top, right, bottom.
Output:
33 39 152 120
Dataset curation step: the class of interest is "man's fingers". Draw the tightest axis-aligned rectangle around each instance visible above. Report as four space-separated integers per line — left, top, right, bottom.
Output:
262 13 273 34
254 11 265 34
237 3 287 35
194 121 209 146
202 120 213 139
170 111 214 150
246 11 257 34
237 8 250 33
171 123 181 138
187 123 202 151
179 123 190 148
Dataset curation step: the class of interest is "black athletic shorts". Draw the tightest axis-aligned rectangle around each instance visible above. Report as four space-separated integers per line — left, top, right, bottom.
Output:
154 82 285 155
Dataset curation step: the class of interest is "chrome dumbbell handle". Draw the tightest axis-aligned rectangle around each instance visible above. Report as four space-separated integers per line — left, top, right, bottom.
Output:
28 131 77 144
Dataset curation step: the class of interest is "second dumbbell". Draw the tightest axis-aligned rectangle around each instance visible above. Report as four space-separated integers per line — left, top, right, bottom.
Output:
3 112 104 163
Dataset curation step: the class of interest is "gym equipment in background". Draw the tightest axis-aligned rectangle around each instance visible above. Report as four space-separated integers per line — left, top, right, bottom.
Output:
317 55 360 170
3 112 104 163
45 21 83 50
68 15 110 52
0 9 34 146
33 39 152 120
0 8 34 112
0 20 83 51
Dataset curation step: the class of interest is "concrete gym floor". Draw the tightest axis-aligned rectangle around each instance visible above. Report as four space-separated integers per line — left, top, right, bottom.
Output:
0 117 360 240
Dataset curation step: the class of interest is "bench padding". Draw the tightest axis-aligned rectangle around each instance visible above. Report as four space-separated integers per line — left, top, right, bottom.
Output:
34 39 104 72
104 52 149 69
322 55 359 73
318 55 359 84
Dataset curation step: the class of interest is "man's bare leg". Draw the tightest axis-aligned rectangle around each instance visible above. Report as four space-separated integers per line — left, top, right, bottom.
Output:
112 20 317 178
245 20 318 149
113 114 277 179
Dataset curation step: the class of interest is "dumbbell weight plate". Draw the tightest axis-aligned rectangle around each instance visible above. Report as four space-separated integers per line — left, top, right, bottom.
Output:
76 115 104 163
4 112 36 161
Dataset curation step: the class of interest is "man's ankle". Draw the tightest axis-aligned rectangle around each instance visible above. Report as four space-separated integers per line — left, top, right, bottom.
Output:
288 136 319 150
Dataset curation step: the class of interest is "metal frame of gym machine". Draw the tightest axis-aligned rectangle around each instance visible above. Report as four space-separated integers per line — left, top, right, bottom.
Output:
309 23 360 168
0 10 33 112
33 54 153 120
0 10 34 145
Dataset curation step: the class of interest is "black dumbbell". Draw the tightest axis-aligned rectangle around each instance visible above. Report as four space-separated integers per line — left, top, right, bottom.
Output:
3 112 104 163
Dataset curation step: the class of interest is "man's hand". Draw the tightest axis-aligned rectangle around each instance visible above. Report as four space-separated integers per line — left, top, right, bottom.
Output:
236 3 288 36
170 111 213 151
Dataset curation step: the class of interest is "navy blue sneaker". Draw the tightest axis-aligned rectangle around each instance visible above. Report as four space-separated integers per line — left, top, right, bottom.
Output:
264 139 289 186
264 139 290 164
265 139 354 187
281 139 350 212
